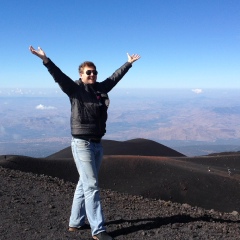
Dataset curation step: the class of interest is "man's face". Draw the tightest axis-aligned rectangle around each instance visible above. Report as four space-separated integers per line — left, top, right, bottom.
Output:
80 66 98 84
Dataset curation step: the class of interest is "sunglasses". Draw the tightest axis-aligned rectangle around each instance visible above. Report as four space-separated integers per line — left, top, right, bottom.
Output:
85 70 98 75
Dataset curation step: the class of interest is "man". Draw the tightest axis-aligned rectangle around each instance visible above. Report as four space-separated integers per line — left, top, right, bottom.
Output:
29 46 140 240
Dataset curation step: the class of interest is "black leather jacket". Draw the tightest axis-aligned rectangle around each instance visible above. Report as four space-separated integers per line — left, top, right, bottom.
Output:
44 59 132 138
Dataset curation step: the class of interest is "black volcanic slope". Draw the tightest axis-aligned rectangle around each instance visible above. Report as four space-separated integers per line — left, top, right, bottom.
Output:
47 138 185 159
1 167 240 240
1 139 240 213
102 139 185 156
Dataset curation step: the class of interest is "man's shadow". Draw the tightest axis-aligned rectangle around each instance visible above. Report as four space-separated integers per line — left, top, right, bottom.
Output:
106 214 240 238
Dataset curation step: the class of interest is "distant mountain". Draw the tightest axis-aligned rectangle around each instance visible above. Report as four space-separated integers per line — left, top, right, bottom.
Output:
47 138 185 159
207 151 240 156
1 89 240 157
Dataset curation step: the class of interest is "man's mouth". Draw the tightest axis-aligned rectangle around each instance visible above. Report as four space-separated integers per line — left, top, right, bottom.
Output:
88 77 95 82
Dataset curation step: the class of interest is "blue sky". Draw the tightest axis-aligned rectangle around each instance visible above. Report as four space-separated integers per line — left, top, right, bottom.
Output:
1 0 240 89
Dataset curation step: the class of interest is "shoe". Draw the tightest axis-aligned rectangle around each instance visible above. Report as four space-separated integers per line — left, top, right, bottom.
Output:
68 224 90 232
69 226 81 232
93 231 114 240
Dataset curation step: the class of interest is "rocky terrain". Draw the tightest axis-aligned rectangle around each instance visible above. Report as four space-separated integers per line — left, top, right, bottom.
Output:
1 167 240 240
1 139 240 239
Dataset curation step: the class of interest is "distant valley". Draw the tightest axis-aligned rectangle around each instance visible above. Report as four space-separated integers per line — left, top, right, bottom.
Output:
0 88 240 157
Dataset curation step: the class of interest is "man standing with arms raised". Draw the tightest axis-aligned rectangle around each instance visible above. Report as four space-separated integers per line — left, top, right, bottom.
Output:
29 46 140 240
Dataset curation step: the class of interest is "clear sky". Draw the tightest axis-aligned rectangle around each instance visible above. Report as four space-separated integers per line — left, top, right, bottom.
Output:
1 0 239 89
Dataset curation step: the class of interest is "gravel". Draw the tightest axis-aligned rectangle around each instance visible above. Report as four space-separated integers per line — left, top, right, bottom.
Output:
1 167 240 240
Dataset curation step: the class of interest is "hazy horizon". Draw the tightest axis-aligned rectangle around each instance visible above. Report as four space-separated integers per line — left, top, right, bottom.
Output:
0 88 239 157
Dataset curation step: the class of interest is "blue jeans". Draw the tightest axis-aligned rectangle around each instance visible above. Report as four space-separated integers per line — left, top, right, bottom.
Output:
69 138 105 236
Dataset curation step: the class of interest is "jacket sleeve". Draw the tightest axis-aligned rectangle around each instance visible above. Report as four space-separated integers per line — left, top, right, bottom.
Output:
43 58 77 96
100 62 132 93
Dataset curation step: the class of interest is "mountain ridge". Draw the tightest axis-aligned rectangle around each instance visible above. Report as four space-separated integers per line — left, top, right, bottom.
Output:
1 138 240 212
47 138 185 159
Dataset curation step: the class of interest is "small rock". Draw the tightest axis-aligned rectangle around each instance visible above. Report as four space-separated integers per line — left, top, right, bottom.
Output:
231 211 239 216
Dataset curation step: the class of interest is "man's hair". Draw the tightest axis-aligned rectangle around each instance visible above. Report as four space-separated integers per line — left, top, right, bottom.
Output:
78 61 96 73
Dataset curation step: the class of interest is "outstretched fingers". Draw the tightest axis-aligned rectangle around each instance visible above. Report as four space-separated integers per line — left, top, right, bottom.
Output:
127 53 141 63
29 46 47 61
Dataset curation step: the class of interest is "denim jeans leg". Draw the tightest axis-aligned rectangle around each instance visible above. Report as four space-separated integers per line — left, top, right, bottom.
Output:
69 178 86 227
69 138 105 236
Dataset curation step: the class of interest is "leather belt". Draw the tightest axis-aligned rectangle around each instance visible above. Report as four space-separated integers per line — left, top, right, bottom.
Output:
75 137 101 143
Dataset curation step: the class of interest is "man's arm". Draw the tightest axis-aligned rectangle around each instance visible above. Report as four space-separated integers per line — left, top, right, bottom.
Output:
29 46 77 96
100 53 141 93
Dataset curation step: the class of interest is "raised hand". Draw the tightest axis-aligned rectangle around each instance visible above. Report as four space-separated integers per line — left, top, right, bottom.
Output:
127 53 141 64
29 46 49 63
